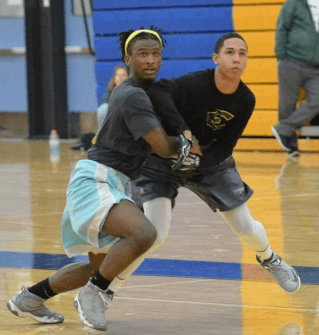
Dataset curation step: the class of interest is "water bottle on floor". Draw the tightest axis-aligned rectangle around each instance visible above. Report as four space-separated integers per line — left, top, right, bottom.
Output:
49 129 60 171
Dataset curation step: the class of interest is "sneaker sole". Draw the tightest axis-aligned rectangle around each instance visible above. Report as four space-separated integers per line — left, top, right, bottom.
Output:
7 300 63 324
288 150 300 158
74 295 107 331
261 269 301 294
271 126 291 151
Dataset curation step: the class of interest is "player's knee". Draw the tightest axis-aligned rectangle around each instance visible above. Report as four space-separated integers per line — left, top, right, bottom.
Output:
233 220 255 238
237 220 265 240
133 222 157 254
144 223 157 248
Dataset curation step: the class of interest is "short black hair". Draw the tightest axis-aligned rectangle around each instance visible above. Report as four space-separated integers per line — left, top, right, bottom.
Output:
118 25 167 61
214 32 248 54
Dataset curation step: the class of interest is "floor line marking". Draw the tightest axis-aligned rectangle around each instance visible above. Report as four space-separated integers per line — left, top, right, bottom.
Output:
115 296 318 313
122 278 214 289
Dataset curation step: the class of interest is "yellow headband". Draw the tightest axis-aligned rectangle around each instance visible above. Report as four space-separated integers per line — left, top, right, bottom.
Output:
124 29 163 56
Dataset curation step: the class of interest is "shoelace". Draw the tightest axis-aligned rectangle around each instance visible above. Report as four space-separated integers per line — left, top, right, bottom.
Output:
98 291 113 308
265 260 290 282
90 289 113 316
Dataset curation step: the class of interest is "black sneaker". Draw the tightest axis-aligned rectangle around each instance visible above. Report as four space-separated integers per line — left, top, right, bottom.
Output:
288 133 300 158
288 149 300 158
271 126 296 152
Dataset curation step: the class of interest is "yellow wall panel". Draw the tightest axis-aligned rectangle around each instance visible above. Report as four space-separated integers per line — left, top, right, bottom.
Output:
234 0 284 4
233 5 282 31
243 110 278 136
243 58 278 83
248 84 278 110
240 31 276 57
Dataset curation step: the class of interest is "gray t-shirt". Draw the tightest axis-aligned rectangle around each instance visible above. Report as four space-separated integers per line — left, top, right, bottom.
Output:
88 78 162 180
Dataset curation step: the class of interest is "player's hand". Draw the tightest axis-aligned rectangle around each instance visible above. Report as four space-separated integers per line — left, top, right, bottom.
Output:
182 130 202 156
170 135 192 170
190 136 202 156
168 153 200 172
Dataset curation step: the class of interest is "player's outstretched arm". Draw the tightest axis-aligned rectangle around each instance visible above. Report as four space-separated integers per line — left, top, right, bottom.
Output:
143 127 180 158
143 128 197 169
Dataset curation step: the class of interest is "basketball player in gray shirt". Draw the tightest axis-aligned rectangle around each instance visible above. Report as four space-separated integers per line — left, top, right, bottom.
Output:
7 26 200 332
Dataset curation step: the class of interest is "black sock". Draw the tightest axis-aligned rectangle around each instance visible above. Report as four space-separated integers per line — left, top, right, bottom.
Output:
91 270 112 291
28 278 57 300
106 289 114 295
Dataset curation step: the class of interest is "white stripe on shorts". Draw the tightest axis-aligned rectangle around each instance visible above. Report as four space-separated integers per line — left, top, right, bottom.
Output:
86 163 112 246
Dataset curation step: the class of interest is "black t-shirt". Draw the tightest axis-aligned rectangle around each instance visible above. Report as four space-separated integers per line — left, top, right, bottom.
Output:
88 78 162 179
144 68 255 166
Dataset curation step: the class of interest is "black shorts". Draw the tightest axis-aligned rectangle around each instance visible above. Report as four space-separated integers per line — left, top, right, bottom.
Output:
135 155 253 212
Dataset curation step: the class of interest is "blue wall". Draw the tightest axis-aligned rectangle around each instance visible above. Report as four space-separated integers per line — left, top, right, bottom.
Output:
1 0 236 112
92 0 234 104
64 1 97 112
0 14 26 112
0 1 97 112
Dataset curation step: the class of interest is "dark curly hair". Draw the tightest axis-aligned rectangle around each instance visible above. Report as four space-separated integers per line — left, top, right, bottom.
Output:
118 25 167 62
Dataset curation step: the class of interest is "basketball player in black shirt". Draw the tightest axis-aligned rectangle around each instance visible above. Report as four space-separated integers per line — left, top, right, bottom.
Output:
107 33 301 297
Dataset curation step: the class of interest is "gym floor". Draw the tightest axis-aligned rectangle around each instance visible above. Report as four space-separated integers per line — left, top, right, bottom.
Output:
1 140 318 335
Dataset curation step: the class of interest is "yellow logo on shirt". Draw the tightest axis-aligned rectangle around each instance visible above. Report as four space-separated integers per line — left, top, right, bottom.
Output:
206 110 234 130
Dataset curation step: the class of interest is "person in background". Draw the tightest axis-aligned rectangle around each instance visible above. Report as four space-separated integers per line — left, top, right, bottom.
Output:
71 65 129 151
271 0 319 158
97 64 130 127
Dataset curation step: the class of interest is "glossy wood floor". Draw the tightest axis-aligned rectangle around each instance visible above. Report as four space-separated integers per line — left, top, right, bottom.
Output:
1 140 319 335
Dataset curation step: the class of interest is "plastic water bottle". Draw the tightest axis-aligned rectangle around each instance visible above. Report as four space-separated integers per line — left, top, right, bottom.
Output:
49 129 60 171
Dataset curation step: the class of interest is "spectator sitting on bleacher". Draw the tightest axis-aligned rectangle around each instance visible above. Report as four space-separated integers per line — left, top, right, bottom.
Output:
97 64 129 127
272 0 319 158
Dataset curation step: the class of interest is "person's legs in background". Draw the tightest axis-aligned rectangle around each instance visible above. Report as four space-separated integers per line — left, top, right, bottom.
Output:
272 60 303 156
280 66 319 144
272 61 319 157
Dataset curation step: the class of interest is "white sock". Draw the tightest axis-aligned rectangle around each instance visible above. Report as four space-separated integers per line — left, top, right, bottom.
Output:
220 204 273 260
256 245 273 262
